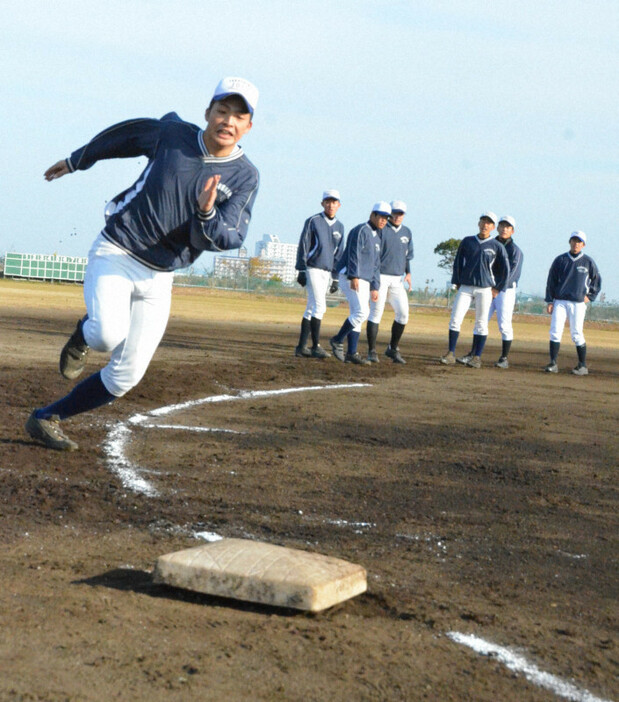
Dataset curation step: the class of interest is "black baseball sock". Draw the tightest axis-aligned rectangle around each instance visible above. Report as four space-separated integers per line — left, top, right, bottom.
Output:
576 343 587 365
448 329 459 353
472 334 487 356
389 321 406 349
297 317 311 349
310 317 322 348
366 321 379 352
334 318 354 344
549 340 560 362
501 339 512 358
35 371 116 420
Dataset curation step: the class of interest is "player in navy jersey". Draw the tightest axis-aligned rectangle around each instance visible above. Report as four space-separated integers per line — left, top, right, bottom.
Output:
330 202 387 365
294 190 345 358
440 211 510 368
544 231 602 375
366 200 414 364
26 77 259 450
457 215 523 369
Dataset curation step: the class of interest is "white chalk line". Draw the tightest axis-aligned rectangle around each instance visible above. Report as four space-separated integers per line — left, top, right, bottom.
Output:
102 383 370 497
447 632 611 702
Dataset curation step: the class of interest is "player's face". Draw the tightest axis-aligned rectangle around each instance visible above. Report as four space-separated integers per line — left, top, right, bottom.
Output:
569 237 585 254
390 212 405 227
322 198 340 218
203 97 253 157
497 223 514 239
478 217 495 238
370 212 388 229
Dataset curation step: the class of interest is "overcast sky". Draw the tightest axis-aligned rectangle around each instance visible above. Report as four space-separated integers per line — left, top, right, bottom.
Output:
1 0 617 300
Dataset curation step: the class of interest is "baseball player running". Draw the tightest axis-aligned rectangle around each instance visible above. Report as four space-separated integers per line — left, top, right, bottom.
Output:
457 215 523 369
294 190 345 358
544 231 602 375
366 200 414 364
25 77 260 450
440 211 510 368
329 202 387 365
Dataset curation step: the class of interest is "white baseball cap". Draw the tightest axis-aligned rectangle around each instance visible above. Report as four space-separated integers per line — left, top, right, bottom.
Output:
499 215 516 228
212 77 259 116
570 230 587 244
372 201 392 216
390 200 407 213
322 189 341 201
480 210 498 224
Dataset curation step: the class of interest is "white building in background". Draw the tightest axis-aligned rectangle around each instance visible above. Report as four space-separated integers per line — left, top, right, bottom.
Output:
254 234 298 285
213 248 249 280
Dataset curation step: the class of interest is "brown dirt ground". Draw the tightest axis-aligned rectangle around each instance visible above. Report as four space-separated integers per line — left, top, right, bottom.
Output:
0 282 617 701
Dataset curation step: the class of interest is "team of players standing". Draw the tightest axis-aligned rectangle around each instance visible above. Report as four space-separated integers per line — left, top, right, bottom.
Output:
295 196 602 375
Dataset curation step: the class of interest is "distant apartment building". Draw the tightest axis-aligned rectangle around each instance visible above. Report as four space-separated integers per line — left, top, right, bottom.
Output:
254 234 298 285
213 248 249 280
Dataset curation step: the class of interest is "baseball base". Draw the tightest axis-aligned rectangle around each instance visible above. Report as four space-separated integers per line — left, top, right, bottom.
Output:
153 538 367 612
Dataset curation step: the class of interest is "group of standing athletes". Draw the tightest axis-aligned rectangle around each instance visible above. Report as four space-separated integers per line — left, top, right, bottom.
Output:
295 201 602 375
295 196 414 366
23 75 604 452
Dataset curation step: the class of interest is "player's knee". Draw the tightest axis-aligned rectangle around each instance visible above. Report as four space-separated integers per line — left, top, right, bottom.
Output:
395 312 409 325
85 322 126 353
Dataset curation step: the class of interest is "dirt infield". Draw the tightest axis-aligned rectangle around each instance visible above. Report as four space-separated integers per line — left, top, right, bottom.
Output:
1 282 617 701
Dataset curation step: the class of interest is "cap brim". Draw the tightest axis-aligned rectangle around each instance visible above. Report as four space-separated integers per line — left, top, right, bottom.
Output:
213 92 254 115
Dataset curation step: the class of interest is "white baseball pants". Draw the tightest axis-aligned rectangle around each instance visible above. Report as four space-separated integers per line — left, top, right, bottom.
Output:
368 274 409 325
549 299 586 346
449 285 493 335
303 267 331 320
339 272 370 331
82 234 173 397
488 286 516 341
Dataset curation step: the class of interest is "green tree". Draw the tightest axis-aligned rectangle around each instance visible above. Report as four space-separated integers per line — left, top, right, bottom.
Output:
434 238 461 272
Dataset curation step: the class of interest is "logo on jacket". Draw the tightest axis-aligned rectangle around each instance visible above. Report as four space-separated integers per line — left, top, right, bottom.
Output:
576 266 588 273
215 182 232 203
400 236 409 244
333 232 342 240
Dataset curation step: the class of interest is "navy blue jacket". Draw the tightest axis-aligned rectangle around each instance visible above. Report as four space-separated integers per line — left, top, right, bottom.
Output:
451 235 510 290
379 222 414 276
545 251 602 303
336 222 381 290
295 212 345 275
67 112 259 271
495 236 523 288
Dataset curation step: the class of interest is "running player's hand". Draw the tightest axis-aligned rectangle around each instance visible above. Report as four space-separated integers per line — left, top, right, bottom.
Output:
370 290 379 302
547 303 554 314
350 277 359 291
297 271 307 287
198 175 221 212
404 273 412 291
584 295 590 303
329 280 339 294
491 287 499 298
45 160 70 181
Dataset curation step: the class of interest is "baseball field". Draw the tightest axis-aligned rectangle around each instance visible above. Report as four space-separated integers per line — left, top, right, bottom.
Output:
1 279 617 702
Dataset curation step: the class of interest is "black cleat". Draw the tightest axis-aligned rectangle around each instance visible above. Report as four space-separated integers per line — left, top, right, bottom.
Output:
311 345 331 359
25 412 78 451
385 346 406 364
60 317 89 379
345 352 371 365
367 350 380 363
294 345 312 358
329 337 345 362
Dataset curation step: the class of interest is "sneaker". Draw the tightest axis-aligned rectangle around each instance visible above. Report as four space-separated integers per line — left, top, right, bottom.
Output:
440 351 456 365
311 345 331 359
25 412 78 451
294 345 312 358
456 353 473 365
329 337 345 362
466 355 482 369
345 352 371 365
544 362 559 373
572 364 589 376
495 357 509 369
367 350 380 363
385 346 406 364
59 318 89 380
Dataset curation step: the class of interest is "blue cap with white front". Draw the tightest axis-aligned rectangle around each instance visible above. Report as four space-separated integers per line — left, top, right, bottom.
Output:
212 77 259 116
